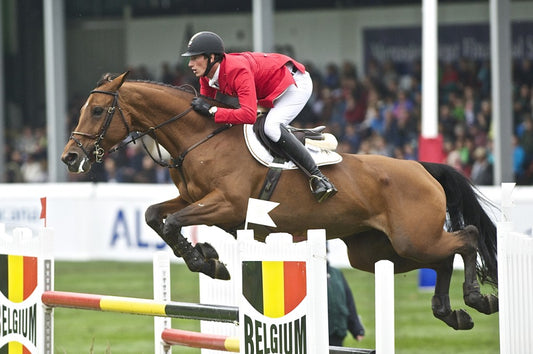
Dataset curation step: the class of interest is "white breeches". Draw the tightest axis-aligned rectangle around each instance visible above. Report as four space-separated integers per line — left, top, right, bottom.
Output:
263 69 313 142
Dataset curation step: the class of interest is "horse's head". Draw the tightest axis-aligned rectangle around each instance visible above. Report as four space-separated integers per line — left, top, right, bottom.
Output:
62 72 131 173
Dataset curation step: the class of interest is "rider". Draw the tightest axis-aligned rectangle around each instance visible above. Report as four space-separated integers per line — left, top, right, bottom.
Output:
181 31 337 203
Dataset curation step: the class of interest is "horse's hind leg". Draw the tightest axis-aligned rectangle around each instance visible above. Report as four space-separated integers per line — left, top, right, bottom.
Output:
432 257 474 330
458 225 498 315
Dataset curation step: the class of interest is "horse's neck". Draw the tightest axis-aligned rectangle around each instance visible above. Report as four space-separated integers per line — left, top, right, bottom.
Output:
123 83 218 157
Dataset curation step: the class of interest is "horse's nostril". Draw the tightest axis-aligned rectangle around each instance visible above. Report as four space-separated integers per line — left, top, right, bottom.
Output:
63 151 78 165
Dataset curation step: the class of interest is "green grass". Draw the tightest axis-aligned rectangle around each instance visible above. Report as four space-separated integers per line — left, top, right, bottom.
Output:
52 261 499 353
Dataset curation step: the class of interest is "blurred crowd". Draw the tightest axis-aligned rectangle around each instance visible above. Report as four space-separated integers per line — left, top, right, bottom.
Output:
4 57 533 186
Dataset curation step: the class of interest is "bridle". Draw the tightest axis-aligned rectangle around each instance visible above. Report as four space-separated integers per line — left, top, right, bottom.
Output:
69 90 130 163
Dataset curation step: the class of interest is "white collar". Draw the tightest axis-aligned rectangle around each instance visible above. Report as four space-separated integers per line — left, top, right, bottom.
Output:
208 66 220 89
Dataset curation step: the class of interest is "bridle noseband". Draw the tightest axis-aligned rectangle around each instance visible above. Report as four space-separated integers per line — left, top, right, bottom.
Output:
70 89 130 163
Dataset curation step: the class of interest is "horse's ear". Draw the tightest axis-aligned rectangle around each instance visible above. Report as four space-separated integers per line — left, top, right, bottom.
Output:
116 71 129 89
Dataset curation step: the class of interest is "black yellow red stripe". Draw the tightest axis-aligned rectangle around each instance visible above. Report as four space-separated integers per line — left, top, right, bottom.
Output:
41 291 238 322
0 254 38 303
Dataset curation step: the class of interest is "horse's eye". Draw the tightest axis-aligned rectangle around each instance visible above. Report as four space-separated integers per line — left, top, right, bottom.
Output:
92 107 104 116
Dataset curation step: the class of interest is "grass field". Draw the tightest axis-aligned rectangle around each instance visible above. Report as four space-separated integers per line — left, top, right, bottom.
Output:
52 260 499 353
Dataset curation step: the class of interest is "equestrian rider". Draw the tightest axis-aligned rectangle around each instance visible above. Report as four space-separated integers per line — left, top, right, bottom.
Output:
181 31 337 203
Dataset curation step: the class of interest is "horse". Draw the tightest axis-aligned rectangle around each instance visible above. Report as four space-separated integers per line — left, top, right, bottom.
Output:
61 71 498 330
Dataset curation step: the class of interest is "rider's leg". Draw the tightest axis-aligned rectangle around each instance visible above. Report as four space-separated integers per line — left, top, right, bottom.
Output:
264 67 337 202
275 124 337 202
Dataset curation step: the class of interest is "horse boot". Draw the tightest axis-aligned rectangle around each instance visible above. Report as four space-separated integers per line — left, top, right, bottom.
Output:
274 124 337 203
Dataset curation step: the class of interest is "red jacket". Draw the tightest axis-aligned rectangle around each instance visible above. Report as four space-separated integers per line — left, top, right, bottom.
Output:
199 52 306 125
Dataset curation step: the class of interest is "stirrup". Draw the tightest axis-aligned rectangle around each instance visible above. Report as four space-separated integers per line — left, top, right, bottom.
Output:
309 175 337 203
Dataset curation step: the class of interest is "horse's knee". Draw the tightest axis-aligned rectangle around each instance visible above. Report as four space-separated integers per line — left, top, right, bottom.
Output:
163 213 182 236
145 205 160 226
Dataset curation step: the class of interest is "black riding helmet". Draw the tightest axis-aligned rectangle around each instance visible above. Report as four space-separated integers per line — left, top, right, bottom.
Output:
181 31 225 76
182 31 225 56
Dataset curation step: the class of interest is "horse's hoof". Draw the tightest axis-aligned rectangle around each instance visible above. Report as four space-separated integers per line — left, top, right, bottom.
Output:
200 259 230 280
451 309 474 330
195 242 220 260
435 309 474 330
210 259 231 280
477 294 498 314
455 309 474 330
194 259 230 280
487 294 499 313
464 289 499 314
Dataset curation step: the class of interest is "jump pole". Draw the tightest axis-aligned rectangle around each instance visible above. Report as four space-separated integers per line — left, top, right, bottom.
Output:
40 290 239 323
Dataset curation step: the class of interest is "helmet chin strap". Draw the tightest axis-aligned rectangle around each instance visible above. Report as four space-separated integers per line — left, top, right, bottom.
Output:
203 56 215 77
203 54 222 77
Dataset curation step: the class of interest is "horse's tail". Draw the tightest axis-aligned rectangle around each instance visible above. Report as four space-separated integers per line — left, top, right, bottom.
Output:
419 161 498 287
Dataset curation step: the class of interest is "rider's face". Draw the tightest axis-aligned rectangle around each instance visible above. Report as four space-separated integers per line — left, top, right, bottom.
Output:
188 55 209 77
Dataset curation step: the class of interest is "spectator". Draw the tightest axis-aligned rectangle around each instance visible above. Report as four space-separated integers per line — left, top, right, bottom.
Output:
513 134 526 184
513 83 531 130
439 104 456 143
343 80 368 125
327 258 365 346
519 116 533 164
514 59 533 87
20 153 47 183
160 61 176 84
477 60 491 99
440 62 459 99
5 149 24 182
470 147 493 185
340 124 362 153
324 63 341 89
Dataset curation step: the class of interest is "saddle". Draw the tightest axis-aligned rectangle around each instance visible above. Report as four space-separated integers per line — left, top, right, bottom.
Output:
252 113 337 162
247 113 342 202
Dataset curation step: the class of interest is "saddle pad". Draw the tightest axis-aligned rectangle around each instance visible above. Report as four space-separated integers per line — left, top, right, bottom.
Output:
243 124 342 170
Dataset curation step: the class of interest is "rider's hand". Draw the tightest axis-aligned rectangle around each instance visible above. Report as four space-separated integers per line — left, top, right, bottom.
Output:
191 97 212 117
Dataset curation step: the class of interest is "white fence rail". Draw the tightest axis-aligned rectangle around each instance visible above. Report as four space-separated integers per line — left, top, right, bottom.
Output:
498 183 533 354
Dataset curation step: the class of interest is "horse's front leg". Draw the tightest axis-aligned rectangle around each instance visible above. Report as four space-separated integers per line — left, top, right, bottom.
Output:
162 190 244 280
145 196 222 270
145 196 187 237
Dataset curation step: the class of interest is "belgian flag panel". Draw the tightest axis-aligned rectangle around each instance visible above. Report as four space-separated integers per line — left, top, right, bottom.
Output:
0 254 38 354
242 261 306 318
0 254 38 303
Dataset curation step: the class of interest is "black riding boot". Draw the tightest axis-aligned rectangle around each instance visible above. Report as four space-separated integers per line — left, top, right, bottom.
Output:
275 125 337 202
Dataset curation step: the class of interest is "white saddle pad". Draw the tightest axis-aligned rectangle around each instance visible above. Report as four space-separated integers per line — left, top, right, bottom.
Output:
243 124 343 170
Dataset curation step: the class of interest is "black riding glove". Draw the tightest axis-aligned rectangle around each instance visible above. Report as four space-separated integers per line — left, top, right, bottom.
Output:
191 97 212 117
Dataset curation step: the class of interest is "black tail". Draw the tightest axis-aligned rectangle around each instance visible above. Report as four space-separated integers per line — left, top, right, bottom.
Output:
420 161 498 287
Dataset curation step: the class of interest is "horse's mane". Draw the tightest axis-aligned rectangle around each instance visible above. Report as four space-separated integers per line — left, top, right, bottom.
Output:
97 72 197 95
97 72 237 108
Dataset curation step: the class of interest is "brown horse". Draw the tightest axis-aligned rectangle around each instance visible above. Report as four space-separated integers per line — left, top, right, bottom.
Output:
61 72 498 330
